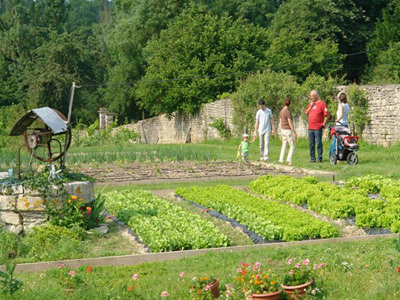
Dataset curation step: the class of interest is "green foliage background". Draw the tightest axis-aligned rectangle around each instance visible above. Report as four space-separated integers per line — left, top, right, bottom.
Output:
0 0 398 139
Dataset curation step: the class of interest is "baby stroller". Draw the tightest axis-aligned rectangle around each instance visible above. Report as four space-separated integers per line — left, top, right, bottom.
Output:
329 122 359 165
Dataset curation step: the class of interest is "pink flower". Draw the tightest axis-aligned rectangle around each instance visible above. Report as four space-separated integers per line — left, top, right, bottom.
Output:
236 268 242 273
58 263 65 269
313 264 318 270
289 270 295 275
254 262 261 269
179 272 185 278
319 263 327 268
287 259 293 265
295 263 301 268
132 274 139 280
303 259 310 265
161 291 169 297
68 271 76 277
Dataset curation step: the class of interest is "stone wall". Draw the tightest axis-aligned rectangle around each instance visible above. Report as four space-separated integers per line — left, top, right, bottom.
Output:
114 99 234 144
115 85 400 146
0 181 94 235
337 84 400 146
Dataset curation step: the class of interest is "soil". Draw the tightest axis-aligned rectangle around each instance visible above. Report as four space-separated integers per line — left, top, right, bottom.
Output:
79 160 335 185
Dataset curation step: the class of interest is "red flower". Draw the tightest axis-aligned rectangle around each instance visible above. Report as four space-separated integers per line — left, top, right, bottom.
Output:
128 286 134 292
397 267 400 273
86 266 93 273
243 263 249 268
241 269 247 275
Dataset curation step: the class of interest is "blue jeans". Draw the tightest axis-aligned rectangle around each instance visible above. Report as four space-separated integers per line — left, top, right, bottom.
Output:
308 129 323 162
328 124 348 158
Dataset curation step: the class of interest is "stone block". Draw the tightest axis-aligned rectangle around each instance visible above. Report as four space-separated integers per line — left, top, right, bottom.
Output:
23 187 43 197
93 225 109 235
0 195 17 210
63 181 94 202
16 196 46 211
4 224 23 235
0 211 22 225
1 184 24 195
20 211 47 230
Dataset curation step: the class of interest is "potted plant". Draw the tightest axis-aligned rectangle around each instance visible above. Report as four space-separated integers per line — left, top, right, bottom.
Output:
281 258 326 299
190 274 219 299
234 262 282 300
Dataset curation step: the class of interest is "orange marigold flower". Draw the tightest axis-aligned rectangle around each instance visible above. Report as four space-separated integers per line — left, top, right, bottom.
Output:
86 207 91 210
270 281 276 285
68 199 71 203
71 195 77 200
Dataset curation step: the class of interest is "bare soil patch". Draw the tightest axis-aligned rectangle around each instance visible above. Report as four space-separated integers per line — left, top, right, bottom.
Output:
79 161 335 185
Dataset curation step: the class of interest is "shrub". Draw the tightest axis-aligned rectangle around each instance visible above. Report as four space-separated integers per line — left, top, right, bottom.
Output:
0 231 21 263
209 118 231 140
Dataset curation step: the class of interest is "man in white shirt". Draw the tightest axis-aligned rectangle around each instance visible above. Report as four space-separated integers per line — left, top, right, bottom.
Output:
253 99 275 161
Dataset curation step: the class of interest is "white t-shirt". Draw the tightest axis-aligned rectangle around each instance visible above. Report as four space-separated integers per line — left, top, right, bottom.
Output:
336 103 350 125
256 108 273 134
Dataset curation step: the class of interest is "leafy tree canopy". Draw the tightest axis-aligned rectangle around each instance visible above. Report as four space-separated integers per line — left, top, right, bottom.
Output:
136 5 269 115
265 0 348 80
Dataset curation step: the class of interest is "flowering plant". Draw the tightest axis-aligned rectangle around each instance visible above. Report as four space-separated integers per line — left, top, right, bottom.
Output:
234 261 280 295
282 257 326 286
190 275 217 299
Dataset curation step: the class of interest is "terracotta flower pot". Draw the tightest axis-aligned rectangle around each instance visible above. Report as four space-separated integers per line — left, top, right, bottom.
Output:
251 289 282 300
210 279 219 298
281 279 313 300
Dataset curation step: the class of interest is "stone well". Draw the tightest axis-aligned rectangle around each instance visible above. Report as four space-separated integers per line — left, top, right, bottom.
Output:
0 181 94 235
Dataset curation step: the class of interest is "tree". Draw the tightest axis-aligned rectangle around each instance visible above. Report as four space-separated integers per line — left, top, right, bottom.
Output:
230 71 339 135
231 71 301 134
101 0 190 121
136 5 269 115
18 30 108 122
364 0 400 83
206 0 283 27
265 0 348 81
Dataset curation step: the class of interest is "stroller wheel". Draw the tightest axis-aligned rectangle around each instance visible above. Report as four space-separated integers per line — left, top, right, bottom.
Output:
329 153 337 165
347 152 358 165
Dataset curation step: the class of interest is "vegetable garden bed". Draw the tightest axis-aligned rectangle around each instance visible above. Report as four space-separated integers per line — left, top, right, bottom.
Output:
104 190 230 252
250 175 400 232
175 185 339 241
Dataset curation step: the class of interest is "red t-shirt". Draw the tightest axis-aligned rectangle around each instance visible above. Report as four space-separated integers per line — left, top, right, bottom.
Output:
306 100 329 130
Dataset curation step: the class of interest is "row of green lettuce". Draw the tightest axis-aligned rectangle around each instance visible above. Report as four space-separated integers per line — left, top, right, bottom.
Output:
175 185 339 241
345 174 400 199
249 175 400 232
103 190 230 252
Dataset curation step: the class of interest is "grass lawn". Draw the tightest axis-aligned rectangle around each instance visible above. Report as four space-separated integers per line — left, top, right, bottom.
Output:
96 177 256 193
0 222 142 265
8 236 400 299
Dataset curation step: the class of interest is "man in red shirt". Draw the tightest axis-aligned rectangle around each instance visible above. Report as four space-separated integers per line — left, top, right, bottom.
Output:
305 90 329 163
